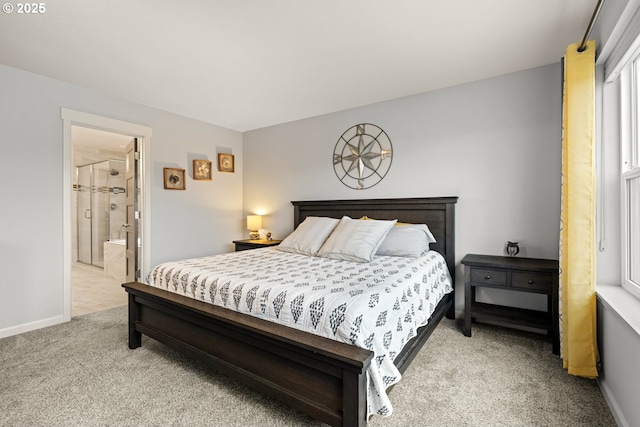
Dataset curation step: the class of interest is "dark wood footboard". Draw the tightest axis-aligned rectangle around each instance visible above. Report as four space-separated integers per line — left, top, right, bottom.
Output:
123 281 453 427
124 281 374 427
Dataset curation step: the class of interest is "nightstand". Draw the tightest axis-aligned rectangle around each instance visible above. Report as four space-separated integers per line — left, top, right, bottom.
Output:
233 239 282 251
461 254 559 355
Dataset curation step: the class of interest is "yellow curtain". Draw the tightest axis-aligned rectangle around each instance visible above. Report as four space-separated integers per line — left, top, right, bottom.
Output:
559 40 598 378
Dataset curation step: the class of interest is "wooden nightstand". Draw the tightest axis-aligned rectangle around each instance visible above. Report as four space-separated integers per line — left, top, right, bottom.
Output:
233 239 282 251
461 254 559 355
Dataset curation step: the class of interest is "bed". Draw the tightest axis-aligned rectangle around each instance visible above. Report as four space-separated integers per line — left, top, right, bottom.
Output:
123 197 457 427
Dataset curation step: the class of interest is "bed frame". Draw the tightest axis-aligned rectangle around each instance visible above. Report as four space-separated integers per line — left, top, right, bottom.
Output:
123 197 457 427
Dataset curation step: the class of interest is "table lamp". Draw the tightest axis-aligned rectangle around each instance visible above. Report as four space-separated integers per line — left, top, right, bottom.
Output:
247 215 262 239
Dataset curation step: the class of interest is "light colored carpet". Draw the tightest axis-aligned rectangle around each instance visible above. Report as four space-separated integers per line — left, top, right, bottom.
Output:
0 305 615 427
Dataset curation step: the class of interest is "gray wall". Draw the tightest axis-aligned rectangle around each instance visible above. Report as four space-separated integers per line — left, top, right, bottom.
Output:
0 64 243 334
244 63 563 314
592 0 631 59
597 298 640 427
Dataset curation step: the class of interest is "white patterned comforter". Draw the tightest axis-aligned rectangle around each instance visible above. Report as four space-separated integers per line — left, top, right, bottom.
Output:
146 248 453 417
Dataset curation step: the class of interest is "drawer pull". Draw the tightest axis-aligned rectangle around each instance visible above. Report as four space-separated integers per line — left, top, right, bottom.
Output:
485 275 491 280
528 279 534 284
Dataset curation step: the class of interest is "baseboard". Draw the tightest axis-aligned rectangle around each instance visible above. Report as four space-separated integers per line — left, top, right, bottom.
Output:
0 315 65 339
598 377 629 427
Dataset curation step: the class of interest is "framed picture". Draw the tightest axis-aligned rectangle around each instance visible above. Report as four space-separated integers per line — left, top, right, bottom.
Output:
163 167 186 190
218 153 235 173
193 159 212 180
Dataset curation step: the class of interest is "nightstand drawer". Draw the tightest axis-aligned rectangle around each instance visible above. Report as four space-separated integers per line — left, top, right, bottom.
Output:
235 243 255 251
470 268 508 286
512 272 553 292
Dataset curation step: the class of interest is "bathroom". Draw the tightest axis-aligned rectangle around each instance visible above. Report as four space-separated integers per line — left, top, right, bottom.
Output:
73 159 126 279
71 127 131 316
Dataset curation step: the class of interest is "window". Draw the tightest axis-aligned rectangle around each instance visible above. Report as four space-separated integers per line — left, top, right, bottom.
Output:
620 55 640 298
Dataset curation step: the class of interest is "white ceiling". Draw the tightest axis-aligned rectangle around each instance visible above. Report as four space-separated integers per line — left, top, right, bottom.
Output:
72 126 133 153
0 0 596 132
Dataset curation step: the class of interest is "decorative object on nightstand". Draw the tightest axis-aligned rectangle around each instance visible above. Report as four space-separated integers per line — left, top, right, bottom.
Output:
246 215 262 239
506 241 520 256
233 239 282 252
461 253 559 355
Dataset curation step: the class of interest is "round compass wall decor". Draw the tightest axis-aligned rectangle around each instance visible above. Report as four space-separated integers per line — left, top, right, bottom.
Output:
333 123 393 190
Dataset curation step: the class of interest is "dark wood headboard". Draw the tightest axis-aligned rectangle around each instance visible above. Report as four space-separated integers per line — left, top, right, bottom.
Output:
291 197 458 283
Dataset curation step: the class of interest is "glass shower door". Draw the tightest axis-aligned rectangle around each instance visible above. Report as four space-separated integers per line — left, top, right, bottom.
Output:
76 161 110 268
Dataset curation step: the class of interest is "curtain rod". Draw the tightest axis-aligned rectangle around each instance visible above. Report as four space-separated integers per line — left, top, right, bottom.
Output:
578 0 606 52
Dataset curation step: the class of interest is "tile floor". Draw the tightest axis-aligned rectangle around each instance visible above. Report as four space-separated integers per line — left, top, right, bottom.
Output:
72 262 128 317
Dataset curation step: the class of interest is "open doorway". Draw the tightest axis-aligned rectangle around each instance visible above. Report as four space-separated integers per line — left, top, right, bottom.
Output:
71 127 131 316
62 109 152 322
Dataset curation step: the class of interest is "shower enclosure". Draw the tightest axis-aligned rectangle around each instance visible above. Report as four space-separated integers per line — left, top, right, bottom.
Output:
75 160 125 268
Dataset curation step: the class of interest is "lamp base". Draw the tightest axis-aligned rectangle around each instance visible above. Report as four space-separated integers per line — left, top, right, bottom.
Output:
249 231 260 240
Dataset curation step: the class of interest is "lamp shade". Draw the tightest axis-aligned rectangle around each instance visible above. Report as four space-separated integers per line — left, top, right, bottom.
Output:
246 215 262 231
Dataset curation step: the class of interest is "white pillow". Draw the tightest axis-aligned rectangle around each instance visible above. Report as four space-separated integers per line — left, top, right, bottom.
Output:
277 216 340 256
317 216 396 263
376 224 436 257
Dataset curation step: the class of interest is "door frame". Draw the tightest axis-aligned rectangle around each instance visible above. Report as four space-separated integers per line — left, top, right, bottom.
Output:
62 108 152 322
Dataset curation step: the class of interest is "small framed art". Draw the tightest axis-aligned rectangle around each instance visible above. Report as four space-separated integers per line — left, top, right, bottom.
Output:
218 153 235 173
193 159 212 180
163 167 186 190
